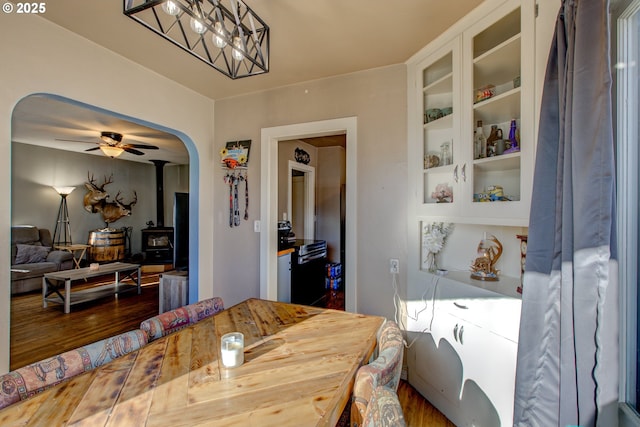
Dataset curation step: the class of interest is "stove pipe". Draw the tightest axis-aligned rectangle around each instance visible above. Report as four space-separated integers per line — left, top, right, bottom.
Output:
150 160 169 227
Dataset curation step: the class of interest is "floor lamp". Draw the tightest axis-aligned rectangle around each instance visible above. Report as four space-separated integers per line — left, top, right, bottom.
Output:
52 186 75 246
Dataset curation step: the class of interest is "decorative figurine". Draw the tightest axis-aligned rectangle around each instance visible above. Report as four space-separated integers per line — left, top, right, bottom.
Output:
470 234 503 281
431 183 453 203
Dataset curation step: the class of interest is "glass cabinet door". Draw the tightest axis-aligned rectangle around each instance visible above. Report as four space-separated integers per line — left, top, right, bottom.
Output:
420 40 461 213
462 1 533 223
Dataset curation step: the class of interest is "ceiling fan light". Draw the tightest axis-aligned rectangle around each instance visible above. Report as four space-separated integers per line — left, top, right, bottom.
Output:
100 145 125 158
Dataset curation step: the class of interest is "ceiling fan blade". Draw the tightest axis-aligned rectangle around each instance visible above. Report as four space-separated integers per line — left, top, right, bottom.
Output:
123 147 145 155
85 147 101 152
56 138 97 144
126 144 159 150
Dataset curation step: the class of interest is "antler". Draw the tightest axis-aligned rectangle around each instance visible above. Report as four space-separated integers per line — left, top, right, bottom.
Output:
113 191 123 205
486 236 503 265
99 174 114 190
128 191 138 207
86 172 100 189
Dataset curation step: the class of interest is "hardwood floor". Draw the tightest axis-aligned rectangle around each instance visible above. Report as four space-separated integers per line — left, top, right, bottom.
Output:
9 277 453 426
10 273 161 370
398 380 456 427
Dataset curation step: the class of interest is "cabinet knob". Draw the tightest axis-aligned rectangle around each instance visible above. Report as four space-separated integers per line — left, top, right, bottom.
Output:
459 325 464 344
453 323 459 341
453 165 459 183
461 163 466 182
453 302 468 310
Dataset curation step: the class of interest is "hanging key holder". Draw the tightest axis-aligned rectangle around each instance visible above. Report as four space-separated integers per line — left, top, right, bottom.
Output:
220 140 252 228
224 172 235 228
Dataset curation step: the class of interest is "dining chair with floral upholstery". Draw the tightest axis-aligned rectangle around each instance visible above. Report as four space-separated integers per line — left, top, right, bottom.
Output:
362 385 406 427
351 320 404 427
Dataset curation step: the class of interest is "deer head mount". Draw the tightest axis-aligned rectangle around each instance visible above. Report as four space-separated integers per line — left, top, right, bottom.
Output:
84 172 111 213
83 172 137 225
100 191 138 224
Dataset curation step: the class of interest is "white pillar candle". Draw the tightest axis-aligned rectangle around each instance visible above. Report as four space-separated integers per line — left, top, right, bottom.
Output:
221 332 244 368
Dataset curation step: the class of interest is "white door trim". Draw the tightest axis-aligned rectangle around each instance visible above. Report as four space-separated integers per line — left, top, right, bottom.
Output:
260 117 357 312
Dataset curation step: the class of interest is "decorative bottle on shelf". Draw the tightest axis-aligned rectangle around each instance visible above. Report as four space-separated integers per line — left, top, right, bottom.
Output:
505 119 520 153
495 129 505 155
486 125 499 157
440 141 452 166
474 121 486 159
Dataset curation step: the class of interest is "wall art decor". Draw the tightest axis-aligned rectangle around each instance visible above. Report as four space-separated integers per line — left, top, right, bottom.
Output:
294 147 310 164
220 140 251 169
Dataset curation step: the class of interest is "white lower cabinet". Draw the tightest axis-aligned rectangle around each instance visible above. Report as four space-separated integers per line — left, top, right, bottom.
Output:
407 274 521 427
277 252 291 303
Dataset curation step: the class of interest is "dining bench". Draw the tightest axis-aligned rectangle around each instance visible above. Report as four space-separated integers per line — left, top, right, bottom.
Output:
0 296 225 413
140 296 225 341
0 329 148 410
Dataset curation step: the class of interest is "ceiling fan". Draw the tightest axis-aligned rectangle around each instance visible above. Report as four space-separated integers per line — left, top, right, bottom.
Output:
56 131 159 158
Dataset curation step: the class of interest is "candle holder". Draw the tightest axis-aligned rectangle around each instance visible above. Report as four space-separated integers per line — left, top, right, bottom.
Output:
221 332 244 368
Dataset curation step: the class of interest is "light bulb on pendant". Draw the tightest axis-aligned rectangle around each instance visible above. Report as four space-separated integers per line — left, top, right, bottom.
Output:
190 16 207 34
232 37 244 61
162 0 180 16
213 21 227 48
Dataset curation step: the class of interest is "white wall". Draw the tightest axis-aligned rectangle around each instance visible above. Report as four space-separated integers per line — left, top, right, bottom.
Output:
11 143 155 254
214 65 408 316
0 14 215 372
317 146 346 264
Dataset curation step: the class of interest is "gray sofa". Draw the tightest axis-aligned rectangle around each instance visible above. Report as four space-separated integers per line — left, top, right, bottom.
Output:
11 226 74 295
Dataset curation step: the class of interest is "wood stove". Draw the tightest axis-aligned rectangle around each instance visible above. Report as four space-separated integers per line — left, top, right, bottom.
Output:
142 160 174 265
141 227 174 264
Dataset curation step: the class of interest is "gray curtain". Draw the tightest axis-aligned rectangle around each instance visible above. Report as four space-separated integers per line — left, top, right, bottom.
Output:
513 1 618 426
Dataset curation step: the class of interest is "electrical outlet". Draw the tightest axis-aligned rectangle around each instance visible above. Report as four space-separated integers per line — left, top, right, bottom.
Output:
253 220 261 232
389 258 399 274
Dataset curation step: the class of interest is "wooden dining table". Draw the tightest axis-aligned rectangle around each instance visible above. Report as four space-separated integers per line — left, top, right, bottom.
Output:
0 298 385 426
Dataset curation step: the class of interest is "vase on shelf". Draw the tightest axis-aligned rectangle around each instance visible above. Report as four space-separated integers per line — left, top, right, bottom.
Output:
423 251 438 272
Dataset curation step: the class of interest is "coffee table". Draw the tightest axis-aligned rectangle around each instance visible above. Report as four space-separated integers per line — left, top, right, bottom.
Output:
42 262 141 313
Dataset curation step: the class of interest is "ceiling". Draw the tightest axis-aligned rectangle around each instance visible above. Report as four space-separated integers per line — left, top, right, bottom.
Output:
39 1 483 100
12 1 483 163
12 95 190 165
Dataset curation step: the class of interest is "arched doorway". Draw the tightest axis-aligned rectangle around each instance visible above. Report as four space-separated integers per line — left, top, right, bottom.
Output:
9 93 200 367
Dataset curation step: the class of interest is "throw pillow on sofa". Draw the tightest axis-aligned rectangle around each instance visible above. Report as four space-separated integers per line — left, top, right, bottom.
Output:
14 244 51 264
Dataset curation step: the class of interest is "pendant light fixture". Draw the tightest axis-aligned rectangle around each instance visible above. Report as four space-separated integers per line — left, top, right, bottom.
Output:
124 0 269 79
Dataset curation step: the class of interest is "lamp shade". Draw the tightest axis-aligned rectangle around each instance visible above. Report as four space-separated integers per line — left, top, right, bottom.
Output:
100 145 125 158
53 186 75 196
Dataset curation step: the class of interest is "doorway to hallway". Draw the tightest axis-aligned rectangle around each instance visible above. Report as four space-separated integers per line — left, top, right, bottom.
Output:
260 117 358 312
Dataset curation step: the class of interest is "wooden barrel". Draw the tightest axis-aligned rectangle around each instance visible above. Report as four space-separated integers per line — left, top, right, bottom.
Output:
88 230 125 263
